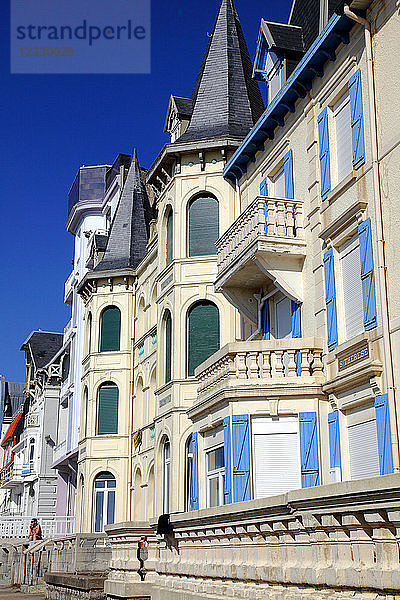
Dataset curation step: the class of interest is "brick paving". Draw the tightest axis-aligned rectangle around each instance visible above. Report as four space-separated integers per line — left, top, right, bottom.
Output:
0 588 45 600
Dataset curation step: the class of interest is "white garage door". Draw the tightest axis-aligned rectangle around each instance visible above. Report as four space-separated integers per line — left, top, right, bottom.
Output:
252 416 301 499
348 419 380 480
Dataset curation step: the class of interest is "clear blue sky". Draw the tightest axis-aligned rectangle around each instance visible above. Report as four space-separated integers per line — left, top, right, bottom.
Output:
0 0 291 382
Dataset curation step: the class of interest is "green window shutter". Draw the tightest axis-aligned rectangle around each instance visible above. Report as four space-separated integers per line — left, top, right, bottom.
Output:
188 195 219 257
165 312 172 383
100 307 121 352
97 384 119 435
166 210 173 266
188 302 220 377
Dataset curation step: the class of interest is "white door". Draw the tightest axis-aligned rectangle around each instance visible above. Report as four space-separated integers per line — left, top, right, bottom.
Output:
252 416 301 499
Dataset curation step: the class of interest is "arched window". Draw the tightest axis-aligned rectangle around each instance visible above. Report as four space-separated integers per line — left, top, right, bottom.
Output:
97 382 119 435
187 301 220 376
83 387 89 437
100 307 121 352
188 194 219 257
62 354 70 381
166 208 173 265
163 440 171 514
29 438 35 469
93 472 116 532
165 311 172 384
87 312 92 355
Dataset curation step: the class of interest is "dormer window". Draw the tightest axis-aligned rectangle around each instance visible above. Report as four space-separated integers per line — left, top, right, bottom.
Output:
265 52 284 104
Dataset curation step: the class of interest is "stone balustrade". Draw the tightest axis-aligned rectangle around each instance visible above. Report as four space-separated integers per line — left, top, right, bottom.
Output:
194 338 324 404
216 195 304 275
104 475 400 600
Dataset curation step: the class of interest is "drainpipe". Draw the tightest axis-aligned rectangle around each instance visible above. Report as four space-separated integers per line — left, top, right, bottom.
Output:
344 5 400 472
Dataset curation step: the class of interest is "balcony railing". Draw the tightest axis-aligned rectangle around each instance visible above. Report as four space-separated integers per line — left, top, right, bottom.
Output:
53 440 67 464
0 463 23 487
216 195 304 275
0 515 75 539
195 339 324 403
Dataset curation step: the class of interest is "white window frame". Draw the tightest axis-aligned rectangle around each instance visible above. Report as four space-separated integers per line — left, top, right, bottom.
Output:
93 475 116 533
206 444 225 508
163 440 171 514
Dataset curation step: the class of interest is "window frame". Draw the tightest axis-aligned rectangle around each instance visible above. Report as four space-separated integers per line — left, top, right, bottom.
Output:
99 306 121 353
93 472 116 533
96 382 119 436
206 444 225 508
186 300 220 377
187 193 219 258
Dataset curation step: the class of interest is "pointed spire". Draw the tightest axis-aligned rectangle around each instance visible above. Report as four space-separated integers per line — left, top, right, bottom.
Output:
95 150 154 272
178 0 264 143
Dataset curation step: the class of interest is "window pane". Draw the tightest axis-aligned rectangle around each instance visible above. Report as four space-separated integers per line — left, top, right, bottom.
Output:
273 167 285 198
107 480 116 489
97 384 119 435
95 481 106 489
107 491 116 525
165 313 172 383
94 491 104 532
208 477 219 508
188 195 219 257
207 447 224 471
100 307 121 352
166 211 173 265
188 302 220 377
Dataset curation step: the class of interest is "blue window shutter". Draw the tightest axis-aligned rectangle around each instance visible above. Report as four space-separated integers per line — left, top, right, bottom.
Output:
190 433 199 509
284 149 294 199
349 69 365 169
260 177 268 196
262 301 270 340
291 301 302 375
358 218 377 330
223 417 232 504
323 249 338 350
375 394 394 475
299 412 319 487
318 108 331 199
328 411 342 473
232 415 251 502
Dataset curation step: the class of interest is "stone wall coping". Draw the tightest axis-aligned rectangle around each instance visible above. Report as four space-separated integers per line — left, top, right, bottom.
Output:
44 572 106 590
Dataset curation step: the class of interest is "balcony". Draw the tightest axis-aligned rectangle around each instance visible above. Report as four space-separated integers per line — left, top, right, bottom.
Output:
0 463 23 488
53 440 67 465
64 271 76 305
215 196 306 323
191 338 324 418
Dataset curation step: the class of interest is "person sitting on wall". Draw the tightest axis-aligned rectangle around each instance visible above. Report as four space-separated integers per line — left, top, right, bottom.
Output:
28 518 42 546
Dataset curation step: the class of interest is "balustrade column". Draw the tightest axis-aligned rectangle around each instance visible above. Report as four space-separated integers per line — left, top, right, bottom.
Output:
294 202 304 238
237 352 247 379
287 349 297 377
286 202 295 237
267 201 275 235
276 202 285 236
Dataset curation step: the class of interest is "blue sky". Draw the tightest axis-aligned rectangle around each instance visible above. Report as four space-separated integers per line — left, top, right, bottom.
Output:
0 0 291 381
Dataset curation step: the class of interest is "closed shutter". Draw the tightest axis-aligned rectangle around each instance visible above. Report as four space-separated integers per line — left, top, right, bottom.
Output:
284 149 294 199
375 394 394 475
348 419 380 480
187 302 220 376
165 312 172 383
232 415 251 502
318 107 331 199
166 210 173 265
349 69 366 169
223 417 232 504
273 167 285 198
324 249 338 351
334 93 353 182
252 416 301 498
100 307 121 352
328 411 342 483
188 195 219 257
299 412 319 487
97 384 119 435
340 235 364 340
190 433 199 509
358 219 377 330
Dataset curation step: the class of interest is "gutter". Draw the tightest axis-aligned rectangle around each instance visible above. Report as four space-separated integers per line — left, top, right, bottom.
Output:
343 6 400 472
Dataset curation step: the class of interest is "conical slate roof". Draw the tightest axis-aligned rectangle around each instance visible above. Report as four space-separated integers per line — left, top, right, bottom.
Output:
95 150 153 272
179 0 264 143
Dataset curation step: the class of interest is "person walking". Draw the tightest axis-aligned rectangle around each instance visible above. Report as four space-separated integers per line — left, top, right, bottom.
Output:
28 518 42 546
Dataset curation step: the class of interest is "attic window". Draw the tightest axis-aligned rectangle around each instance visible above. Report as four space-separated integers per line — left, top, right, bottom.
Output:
265 52 284 105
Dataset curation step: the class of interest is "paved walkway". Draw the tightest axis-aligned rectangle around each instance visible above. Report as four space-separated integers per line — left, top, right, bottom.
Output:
0 589 45 599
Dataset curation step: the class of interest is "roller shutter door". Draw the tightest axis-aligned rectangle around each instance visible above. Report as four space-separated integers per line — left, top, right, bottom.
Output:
348 419 380 480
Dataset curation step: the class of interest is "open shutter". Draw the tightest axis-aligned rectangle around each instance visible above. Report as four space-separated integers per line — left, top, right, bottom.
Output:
375 394 394 475
358 218 377 330
349 69 365 169
328 411 342 482
291 301 302 375
284 149 294 199
232 415 251 502
262 300 270 340
190 433 199 509
324 249 338 350
318 108 331 199
223 417 232 504
97 385 119 435
299 412 319 487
